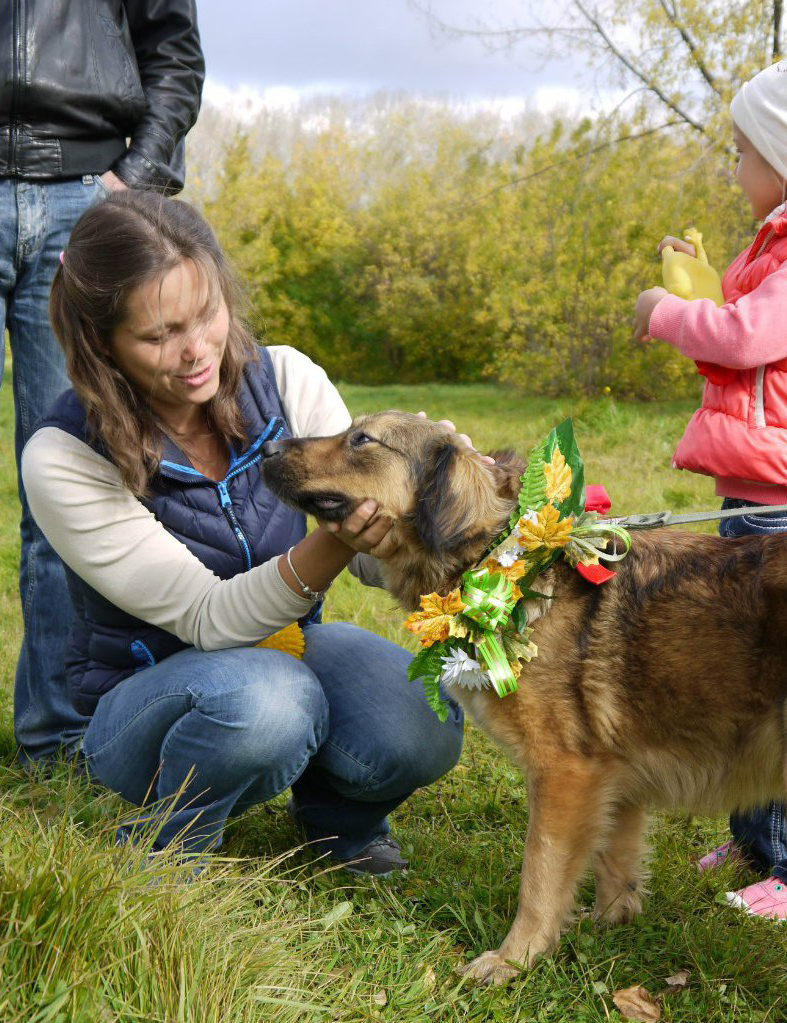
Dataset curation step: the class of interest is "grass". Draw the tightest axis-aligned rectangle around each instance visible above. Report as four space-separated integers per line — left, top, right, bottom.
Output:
2 380 786 1021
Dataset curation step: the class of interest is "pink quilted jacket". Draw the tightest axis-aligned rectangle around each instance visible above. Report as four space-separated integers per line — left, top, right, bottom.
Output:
649 209 787 502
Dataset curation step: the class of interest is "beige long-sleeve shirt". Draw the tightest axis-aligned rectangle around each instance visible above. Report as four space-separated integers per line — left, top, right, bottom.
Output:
21 345 382 650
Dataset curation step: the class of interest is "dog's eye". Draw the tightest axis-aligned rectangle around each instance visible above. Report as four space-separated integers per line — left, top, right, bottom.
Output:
351 432 375 448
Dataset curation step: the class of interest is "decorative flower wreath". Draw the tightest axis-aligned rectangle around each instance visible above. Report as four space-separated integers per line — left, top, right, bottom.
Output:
404 419 632 720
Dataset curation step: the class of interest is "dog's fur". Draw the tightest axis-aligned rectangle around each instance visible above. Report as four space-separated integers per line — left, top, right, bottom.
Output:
263 412 787 984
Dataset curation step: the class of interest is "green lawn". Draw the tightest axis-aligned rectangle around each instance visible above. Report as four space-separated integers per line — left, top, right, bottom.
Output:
1 380 785 1022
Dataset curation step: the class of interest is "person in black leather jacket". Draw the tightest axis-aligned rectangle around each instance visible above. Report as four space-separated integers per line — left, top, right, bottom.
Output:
1 0 204 191
2 0 205 766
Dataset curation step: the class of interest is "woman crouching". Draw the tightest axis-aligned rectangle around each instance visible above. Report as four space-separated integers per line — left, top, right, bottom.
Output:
22 190 463 873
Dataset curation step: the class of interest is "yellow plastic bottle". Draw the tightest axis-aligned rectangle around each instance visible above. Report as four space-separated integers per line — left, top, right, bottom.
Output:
661 227 724 305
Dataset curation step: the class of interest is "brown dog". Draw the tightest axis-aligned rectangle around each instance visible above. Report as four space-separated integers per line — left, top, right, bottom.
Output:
263 411 787 984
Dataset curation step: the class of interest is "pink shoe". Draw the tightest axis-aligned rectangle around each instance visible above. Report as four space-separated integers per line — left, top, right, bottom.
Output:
726 877 787 920
696 840 740 873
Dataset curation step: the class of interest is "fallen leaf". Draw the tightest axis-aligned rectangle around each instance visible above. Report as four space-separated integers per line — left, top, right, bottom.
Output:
612 985 661 1022
372 990 388 1007
423 966 436 989
664 969 691 990
320 901 353 928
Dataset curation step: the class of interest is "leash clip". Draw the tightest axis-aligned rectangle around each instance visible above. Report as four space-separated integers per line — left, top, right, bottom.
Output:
614 511 672 530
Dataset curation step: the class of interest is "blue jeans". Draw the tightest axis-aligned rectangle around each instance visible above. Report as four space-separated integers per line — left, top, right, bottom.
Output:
80 623 464 857
1 176 109 762
720 498 787 882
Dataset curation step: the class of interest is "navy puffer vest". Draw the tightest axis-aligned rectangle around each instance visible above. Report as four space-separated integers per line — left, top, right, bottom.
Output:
34 349 315 715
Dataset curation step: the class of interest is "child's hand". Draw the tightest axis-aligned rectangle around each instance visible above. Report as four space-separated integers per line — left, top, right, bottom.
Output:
657 235 696 257
633 287 668 342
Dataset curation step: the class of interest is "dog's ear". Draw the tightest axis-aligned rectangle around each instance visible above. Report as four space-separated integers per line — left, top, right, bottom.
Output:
488 449 526 503
414 441 511 555
414 442 459 554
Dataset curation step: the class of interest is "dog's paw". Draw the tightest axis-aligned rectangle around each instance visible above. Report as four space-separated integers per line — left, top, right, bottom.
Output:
456 950 522 986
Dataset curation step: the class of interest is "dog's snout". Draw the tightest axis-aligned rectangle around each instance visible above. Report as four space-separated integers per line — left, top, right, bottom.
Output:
263 439 287 458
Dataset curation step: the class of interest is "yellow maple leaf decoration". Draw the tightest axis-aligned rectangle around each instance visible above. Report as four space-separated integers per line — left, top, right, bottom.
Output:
484 557 526 601
517 504 573 551
543 447 572 503
404 590 467 647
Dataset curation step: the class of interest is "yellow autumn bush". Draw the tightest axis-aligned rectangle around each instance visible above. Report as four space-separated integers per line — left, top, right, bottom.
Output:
195 105 752 399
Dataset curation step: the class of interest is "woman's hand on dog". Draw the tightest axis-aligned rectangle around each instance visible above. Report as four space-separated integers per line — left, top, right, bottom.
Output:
321 500 399 559
417 411 495 465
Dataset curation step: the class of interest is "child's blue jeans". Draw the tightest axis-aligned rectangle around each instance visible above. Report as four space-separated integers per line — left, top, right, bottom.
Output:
720 498 787 882
81 622 464 858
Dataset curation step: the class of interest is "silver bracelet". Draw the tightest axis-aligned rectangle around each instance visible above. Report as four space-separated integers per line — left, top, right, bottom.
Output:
286 546 328 602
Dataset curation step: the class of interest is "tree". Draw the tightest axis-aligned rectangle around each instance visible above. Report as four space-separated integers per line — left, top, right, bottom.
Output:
190 93 751 397
410 1 784 146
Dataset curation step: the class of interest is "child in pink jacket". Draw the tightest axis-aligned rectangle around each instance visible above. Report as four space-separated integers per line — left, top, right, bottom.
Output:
634 60 787 921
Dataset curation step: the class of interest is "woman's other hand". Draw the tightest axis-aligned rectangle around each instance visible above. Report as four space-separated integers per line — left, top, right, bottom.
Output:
633 286 668 342
417 411 495 465
321 500 398 559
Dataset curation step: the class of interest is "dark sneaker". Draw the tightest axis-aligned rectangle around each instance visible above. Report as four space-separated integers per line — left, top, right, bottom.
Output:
285 798 408 878
339 836 409 878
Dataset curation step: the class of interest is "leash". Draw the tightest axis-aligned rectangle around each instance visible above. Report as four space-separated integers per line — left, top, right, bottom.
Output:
607 503 787 530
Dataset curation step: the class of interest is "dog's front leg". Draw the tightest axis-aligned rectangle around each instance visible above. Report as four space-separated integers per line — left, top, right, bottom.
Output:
458 757 614 986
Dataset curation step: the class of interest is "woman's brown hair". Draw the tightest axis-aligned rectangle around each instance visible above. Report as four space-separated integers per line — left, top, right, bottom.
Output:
49 190 255 497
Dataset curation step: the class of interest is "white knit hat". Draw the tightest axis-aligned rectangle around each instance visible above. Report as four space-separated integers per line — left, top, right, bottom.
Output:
731 60 787 181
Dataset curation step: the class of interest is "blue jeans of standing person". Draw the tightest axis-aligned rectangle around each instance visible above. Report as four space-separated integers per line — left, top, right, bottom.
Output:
81 623 464 857
721 498 787 882
0 175 109 763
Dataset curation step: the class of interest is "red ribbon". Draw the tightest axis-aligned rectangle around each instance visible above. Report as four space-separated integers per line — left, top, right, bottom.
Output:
584 484 611 514
577 484 616 584
576 562 616 585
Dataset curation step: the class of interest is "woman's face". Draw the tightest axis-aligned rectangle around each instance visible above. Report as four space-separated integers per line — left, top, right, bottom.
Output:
734 124 785 220
110 259 229 423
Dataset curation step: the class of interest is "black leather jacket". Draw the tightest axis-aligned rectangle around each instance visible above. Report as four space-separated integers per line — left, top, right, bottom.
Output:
0 0 204 193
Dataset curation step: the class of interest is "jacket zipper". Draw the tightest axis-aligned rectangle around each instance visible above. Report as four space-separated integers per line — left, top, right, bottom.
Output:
216 459 263 572
742 228 775 432
159 417 285 571
754 366 766 428
10 0 21 170
213 420 285 569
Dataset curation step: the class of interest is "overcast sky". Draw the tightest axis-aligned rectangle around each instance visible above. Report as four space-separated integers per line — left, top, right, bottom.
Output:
196 0 601 114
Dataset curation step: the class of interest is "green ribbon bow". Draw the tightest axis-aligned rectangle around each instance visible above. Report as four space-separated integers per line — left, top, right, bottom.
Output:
460 568 520 698
461 568 517 631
